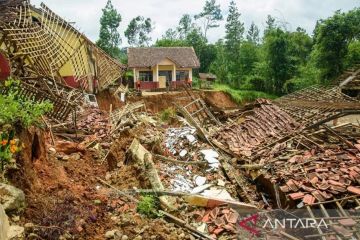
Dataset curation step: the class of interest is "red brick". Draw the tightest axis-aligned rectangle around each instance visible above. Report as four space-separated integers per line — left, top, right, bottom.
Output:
225 212 239 224
303 194 316 205
310 176 319 185
349 170 359 179
354 144 360 151
214 217 226 227
338 218 356 227
301 185 316 192
318 190 332 199
202 212 211 223
328 180 345 187
331 185 346 193
280 185 290 193
347 186 360 195
312 191 325 202
286 179 299 192
210 208 219 219
333 225 353 237
329 175 340 181
351 166 360 173
213 228 224 235
317 181 330 191
289 192 304 200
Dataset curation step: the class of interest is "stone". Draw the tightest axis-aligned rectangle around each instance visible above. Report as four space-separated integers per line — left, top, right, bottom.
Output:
48 147 56 154
28 233 40 239
179 232 185 239
7 225 24 239
55 141 85 155
24 222 35 229
61 155 70 161
347 186 360 195
133 236 142 240
179 150 187 158
71 153 81 161
105 172 112 181
121 235 129 240
0 183 26 213
105 229 121 239
0 204 9 240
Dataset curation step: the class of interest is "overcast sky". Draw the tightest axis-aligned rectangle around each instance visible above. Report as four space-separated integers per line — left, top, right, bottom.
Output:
32 0 359 45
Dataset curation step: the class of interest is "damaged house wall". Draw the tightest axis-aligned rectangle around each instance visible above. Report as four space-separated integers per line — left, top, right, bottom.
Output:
0 0 125 94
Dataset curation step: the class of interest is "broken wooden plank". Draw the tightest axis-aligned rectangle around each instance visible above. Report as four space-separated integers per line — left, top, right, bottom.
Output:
128 138 176 211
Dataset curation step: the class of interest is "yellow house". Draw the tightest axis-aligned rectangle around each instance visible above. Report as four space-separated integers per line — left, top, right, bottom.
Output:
127 47 200 90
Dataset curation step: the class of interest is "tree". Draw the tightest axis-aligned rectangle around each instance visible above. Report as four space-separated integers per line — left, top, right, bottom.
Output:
177 14 194 39
194 0 223 38
96 0 122 58
162 28 178 41
154 28 187 47
224 0 244 86
264 15 276 35
125 16 153 47
210 40 229 83
185 28 216 73
313 8 360 82
264 28 294 94
224 1 244 52
246 22 260 44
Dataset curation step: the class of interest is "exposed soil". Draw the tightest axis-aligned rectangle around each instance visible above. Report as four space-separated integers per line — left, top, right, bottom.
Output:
96 89 125 112
7 123 190 239
127 90 238 114
201 90 238 110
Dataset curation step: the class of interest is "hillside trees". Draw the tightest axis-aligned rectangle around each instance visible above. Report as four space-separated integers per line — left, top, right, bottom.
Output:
153 4 359 96
313 8 360 83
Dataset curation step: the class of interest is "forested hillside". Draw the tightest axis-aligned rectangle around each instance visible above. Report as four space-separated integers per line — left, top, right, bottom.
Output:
97 0 360 96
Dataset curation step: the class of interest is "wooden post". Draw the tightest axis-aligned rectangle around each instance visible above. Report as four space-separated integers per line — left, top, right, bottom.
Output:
133 68 136 87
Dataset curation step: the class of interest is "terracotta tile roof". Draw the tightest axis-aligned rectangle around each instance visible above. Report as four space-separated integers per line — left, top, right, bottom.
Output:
127 47 200 68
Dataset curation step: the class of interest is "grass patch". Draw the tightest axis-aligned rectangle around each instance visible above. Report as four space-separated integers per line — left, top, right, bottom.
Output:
213 83 277 104
159 107 176 122
136 195 162 218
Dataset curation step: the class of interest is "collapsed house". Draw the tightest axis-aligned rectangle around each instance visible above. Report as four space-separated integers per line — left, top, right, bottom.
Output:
0 0 125 122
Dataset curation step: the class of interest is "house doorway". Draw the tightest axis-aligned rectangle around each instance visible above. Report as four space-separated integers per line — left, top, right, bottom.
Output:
158 71 172 88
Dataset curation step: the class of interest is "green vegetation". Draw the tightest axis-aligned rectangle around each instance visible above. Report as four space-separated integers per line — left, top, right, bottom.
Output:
96 1 360 96
213 83 277 104
0 80 53 127
136 195 162 218
159 107 177 123
0 79 53 171
125 16 153 47
96 0 122 59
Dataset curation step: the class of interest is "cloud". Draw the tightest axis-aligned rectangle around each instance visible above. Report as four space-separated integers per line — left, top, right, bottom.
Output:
32 0 359 44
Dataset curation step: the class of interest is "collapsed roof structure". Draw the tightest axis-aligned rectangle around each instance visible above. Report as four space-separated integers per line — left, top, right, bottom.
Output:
0 0 126 122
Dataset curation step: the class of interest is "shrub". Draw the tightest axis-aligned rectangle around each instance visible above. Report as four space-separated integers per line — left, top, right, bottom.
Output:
136 195 162 218
0 79 53 171
159 107 176 122
0 79 53 127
